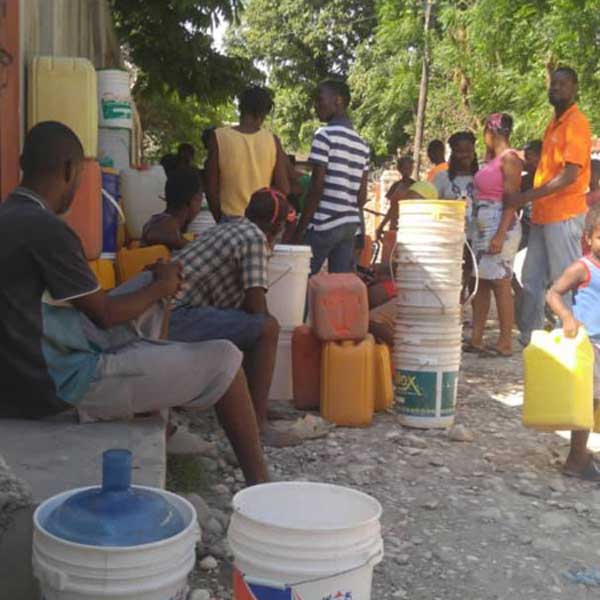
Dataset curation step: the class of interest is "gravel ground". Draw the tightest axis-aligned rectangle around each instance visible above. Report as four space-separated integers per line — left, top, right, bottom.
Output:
172 333 600 600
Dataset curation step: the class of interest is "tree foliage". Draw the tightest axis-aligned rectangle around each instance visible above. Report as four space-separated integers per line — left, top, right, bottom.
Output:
227 0 377 151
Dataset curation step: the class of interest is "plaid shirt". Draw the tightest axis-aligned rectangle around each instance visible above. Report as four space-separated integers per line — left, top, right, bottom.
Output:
173 219 269 310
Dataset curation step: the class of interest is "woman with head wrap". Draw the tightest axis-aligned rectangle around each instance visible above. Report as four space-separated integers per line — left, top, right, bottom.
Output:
465 113 522 357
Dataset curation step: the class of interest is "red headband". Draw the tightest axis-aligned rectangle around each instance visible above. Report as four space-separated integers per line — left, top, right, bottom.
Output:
257 188 296 223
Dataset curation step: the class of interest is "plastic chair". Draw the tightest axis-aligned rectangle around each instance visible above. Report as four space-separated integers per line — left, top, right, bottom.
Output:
116 245 170 283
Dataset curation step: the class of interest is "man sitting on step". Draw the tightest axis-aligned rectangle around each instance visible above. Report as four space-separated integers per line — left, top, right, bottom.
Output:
0 121 268 486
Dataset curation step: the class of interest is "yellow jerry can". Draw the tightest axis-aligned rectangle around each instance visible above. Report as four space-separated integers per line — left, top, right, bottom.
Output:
321 335 375 427
374 343 393 412
523 328 594 431
28 56 98 158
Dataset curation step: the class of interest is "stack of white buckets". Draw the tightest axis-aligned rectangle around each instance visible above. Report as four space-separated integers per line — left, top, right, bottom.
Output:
394 200 466 428
267 245 312 400
97 69 133 171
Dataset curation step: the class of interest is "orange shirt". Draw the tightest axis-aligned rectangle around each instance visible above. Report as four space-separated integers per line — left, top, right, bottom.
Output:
532 104 591 225
426 162 448 182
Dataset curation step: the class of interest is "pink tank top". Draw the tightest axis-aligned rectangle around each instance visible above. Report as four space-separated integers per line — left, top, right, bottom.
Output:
474 149 516 202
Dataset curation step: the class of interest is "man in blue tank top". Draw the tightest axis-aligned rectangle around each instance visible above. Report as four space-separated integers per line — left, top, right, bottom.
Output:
547 204 600 480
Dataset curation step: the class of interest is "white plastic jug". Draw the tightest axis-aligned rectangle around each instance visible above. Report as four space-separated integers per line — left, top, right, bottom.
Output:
121 166 167 239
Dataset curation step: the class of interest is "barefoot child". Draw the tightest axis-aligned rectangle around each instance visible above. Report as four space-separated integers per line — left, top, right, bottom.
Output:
546 204 600 480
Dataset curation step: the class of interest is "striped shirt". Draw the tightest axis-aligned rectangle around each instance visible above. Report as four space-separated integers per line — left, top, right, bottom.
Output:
308 117 369 232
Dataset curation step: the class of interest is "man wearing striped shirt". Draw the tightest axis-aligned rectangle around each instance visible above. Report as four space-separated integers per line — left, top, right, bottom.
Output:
294 80 370 274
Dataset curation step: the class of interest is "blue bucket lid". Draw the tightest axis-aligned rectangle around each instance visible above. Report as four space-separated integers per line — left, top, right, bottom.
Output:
43 449 185 547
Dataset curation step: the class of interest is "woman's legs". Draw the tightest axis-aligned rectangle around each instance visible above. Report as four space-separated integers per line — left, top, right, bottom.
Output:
492 277 515 354
470 278 492 349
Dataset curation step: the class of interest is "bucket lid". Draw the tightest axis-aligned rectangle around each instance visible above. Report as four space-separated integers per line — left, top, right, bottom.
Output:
42 450 185 547
273 244 312 256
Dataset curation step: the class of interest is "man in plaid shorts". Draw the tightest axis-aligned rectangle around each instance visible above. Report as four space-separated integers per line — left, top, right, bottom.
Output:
169 188 300 447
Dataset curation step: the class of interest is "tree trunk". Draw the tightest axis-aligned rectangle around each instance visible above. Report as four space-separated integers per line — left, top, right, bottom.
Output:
413 0 434 178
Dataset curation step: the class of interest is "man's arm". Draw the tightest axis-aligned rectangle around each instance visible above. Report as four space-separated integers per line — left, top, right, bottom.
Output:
506 163 580 210
72 262 182 329
144 221 188 251
241 287 268 315
272 135 291 196
546 261 587 338
293 163 326 242
205 131 221 222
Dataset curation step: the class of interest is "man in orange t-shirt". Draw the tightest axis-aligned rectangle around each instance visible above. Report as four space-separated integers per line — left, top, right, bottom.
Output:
508 67 591 345
426 139 448 182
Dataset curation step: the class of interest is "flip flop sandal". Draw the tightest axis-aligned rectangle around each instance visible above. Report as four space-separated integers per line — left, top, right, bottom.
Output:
479 346 513 358
462 343 484 354
563 459 600 481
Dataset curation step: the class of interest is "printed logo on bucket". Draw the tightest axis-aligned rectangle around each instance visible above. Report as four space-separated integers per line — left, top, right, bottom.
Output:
395 369 458 416
322 593 353 599
234 569 302 599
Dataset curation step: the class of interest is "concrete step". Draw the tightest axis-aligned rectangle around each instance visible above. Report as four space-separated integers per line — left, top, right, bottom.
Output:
0 411 167 503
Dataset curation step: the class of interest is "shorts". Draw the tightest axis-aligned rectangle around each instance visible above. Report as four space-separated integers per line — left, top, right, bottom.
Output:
77 339 242 422
169 306 266 351
473 200 522 280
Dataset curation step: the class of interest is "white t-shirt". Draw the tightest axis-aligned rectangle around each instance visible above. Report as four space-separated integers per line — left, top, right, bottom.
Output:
434 171 475 238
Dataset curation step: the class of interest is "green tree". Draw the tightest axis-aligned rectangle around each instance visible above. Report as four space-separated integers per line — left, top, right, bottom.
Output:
228 0 377 151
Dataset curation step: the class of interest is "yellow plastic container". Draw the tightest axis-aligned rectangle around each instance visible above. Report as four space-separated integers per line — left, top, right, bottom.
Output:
321 335 375 427
374 343 393 412
523 328 594 431
28 56 98 157
88 259 116 290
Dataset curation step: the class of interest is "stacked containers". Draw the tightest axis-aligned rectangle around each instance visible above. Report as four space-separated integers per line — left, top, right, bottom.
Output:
309 273 376 427
266 245 312 401
96 69 133 170
394 200 466 428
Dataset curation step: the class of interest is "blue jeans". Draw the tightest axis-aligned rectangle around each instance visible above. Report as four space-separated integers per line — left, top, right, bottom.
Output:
519 214 585 344
305 223 358 275
169 306 266 352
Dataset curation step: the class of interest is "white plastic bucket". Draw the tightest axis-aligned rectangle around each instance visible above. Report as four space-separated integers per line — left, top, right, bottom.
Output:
267 245 312 328
121 167 167 240
98 128 131 171
33 486 200 600
187 209 216 237
97 69 133 129
228 482 383 600
269 326 293 401
396 283 462 310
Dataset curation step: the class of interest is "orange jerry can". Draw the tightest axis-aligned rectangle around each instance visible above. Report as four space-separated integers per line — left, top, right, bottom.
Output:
63 159 102 260
88 259 116 290
309 273 369 341
292 325 322 410
321 334 375 427
374 342 393 411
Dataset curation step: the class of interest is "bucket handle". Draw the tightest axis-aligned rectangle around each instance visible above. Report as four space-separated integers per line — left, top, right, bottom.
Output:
424 281 448 313
241 549 384 589
268 263 293 289
102 188 126 224
462 239 479 306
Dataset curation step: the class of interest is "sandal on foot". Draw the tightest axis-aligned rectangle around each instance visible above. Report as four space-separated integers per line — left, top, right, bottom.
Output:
462 343 484 354
563 459 600 481
479 346 513 358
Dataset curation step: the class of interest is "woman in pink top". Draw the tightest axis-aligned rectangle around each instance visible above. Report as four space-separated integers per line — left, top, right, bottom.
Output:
466 113 522 357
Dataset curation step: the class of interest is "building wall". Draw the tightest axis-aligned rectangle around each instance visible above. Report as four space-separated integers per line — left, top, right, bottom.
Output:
0 0 22 199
